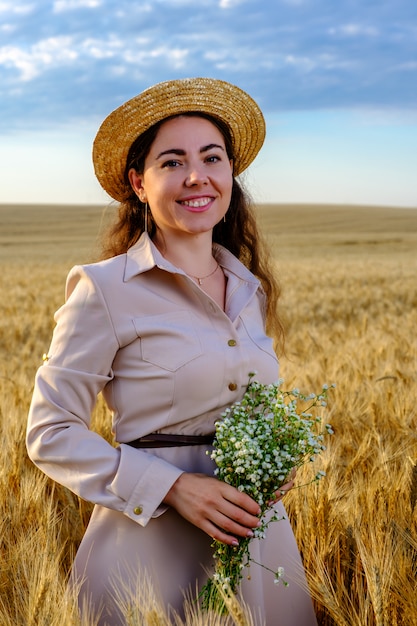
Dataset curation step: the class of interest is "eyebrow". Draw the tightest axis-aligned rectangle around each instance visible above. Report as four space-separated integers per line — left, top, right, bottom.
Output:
156 143 225 159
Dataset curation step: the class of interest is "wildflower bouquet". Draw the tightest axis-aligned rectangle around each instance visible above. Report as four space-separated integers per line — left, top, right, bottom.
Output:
201 376 334 611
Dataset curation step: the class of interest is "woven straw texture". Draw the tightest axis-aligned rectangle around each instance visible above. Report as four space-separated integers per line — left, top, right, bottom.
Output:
93 77 266 202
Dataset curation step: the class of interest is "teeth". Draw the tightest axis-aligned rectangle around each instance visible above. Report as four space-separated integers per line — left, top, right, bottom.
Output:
181 198 211 207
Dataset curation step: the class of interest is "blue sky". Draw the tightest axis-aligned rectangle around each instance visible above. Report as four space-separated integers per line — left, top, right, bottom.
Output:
1 0 416 206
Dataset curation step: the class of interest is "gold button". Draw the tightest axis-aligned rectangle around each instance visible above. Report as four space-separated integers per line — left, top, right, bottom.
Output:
133 506 143 515
228 383 237 391
228 339 237 347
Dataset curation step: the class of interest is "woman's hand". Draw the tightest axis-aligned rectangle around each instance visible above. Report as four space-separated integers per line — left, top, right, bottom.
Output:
163 472 261 546
268 468 297 505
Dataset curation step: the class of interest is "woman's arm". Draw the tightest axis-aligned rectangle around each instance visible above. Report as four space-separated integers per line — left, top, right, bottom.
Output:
26 266 183 526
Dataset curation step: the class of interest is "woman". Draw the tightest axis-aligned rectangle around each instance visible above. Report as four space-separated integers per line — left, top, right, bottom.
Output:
27 78 317 625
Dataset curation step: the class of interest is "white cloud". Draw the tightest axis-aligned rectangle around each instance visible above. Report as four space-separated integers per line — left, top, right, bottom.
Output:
108 65 128 77
0 47 37 81
167 48 189 68
53 0 101 12
114 4 152 17
280 0 307 5
80 36 122 59
135 46 189 69
328 23 379 38
0 1 34 14
204 50 227 62
0 37 77 81
209 47 354 75
393 61 417 71
155 0 210 5
0 23 16 33
219 0 246 8
284 54 316 72
0 30 190 83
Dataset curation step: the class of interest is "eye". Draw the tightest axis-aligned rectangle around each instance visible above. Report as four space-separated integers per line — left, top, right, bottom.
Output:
162 159 182 168
205 154 221 164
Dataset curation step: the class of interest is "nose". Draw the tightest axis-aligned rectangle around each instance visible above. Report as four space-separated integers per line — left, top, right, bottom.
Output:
185 163 208 186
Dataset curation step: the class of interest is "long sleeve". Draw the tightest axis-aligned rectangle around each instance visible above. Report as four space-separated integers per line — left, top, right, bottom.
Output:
26 266 183 526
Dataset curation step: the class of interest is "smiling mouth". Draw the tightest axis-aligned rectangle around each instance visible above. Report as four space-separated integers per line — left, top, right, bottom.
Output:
179 197 213 208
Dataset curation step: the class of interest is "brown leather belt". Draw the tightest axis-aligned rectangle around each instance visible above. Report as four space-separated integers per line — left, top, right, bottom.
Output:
126 432 215 448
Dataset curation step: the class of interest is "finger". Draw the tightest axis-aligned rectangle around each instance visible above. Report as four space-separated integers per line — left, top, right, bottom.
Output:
209 527 240 546
210 505 260 540
279 478 295 495
267 479 295 505
205 518 256 547
220 483 261 517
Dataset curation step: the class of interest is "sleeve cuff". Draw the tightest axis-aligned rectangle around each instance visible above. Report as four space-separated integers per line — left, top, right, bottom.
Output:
111 444 185 526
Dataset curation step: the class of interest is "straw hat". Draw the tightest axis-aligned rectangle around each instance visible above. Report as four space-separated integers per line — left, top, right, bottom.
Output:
93 77 266 202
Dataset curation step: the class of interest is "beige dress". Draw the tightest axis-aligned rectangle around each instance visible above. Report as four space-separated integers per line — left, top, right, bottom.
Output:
27 233 317 626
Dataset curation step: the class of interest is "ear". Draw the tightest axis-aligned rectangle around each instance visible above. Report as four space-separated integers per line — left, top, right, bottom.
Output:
128 168 146 202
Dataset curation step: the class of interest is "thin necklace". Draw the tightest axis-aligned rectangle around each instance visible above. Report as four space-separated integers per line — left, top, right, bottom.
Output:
187 262 220 285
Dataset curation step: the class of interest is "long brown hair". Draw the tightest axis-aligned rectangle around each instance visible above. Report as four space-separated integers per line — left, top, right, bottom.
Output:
98 113 284 351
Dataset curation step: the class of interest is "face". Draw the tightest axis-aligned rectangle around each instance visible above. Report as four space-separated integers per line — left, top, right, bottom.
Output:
128 115 233 242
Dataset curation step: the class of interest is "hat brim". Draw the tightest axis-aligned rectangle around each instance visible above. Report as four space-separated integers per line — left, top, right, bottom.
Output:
93 77 266 202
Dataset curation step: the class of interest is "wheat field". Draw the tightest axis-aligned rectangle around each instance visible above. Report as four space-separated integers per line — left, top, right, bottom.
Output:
1 203 416 625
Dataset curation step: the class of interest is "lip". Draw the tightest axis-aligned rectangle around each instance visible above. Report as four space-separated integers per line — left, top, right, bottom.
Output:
177 196 215 211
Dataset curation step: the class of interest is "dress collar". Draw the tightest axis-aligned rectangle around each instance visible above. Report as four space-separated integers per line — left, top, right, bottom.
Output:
124 232 260 288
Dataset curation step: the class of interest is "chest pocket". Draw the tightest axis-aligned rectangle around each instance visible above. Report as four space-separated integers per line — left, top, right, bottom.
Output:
132 311 203 371
240 314 278 361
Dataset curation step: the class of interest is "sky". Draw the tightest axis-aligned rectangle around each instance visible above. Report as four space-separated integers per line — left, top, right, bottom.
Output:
0 0 416 207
